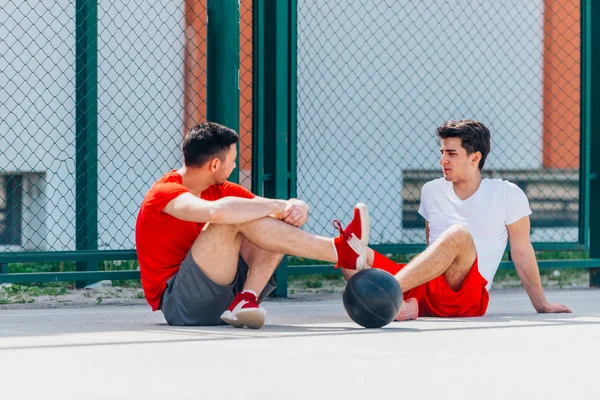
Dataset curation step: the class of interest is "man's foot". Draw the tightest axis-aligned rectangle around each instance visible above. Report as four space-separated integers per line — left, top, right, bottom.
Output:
220 291 266 329
332 203 370 270
395 297 419 321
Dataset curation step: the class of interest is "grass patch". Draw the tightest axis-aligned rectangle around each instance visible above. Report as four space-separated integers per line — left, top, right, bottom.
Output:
0 251 593 302
535 250 589 260
0 285 38 304
102 260 142 288
287 251 593 293
288 257 331 266
288 273 346 293
4 260 142 288
493 268 589 289
288 273 343 282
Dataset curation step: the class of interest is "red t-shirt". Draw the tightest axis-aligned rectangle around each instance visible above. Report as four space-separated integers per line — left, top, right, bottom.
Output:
135 170 254 311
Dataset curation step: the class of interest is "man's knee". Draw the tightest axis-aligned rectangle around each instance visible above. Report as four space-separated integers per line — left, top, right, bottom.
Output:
444 224 474 248
204 222 241 236
240 237 282 265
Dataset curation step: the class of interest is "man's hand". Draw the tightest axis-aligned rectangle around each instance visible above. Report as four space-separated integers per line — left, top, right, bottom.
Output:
278 199 309 227
535 301 572 314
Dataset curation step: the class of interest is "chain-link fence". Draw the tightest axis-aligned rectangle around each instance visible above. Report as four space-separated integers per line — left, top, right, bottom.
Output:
0 0 254 255
240 0 253 191
97 0 187 252
297 0 582 246
0 0 586 262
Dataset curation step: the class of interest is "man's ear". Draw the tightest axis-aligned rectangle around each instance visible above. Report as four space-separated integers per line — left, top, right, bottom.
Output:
471 151 481 165
209 157 220 172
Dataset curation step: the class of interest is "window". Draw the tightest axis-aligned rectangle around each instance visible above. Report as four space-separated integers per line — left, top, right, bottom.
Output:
401 170 578 229
0 174 22 245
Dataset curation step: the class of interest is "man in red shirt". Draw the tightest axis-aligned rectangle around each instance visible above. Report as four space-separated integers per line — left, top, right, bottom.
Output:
136 122 368 329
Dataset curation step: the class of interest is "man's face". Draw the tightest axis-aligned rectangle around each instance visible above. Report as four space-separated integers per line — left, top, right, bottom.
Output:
439 137 479 182
213 144 237 184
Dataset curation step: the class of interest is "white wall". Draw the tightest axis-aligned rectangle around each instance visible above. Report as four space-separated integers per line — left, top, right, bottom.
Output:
297 0 545 244
97 0 185 250
0 0 186 251
0 0 76 251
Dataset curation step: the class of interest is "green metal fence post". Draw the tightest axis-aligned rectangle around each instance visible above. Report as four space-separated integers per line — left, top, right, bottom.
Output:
289 0 297 199
272 0 290 297
0 263 7 275
207 0 240 184
252 0 265 196
253 0 294 297
586 0 600 287
278 0 297 297
75 0 98 288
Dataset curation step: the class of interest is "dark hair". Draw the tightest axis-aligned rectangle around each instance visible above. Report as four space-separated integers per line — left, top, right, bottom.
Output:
183 122 239 167
437 119 491 170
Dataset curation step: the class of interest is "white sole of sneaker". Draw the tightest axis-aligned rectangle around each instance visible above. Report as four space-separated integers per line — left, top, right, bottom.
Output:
220 310 244 328
236 307 267 329
355 203 369 270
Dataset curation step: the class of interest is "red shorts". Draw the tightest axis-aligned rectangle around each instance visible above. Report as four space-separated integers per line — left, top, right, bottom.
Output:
372 252 489 317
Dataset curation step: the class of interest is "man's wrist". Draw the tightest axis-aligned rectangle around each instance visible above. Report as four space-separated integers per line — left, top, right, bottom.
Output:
532 298 548 312
274 199 287 215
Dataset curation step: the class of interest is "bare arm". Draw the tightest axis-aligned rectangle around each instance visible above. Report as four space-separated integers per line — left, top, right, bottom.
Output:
425 220 430 246
162 192 287 225
507 216 571 313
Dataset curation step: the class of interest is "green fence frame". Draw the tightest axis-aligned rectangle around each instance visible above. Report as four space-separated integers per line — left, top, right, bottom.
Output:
74 0 99 287
1 0 600 290
252 0 296 296
207 0 240 184
587 0 600 286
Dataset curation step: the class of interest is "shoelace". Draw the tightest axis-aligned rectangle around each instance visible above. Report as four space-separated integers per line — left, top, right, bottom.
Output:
247 291 261 305
238 291 259 305
332 220 347 239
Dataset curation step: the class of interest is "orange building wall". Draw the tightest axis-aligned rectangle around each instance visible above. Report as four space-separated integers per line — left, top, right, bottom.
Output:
184 1 207 134
239 0 253 188
543 0 580 169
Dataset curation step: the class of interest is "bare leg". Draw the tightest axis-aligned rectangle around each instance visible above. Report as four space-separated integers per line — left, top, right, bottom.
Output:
190 217 336 288
340 268 358 281
240 237 284 295
336 225 477 321
393 225 477 292
353 225 476 292
190 223 242 286
237 217 337 262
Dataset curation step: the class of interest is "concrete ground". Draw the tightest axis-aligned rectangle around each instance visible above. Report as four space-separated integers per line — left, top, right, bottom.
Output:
1 288 599 400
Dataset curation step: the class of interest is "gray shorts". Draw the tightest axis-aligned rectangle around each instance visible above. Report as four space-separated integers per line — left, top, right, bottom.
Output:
160 251 277 326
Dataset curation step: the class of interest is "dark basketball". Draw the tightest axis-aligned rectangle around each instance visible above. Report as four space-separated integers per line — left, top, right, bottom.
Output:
343 268 403 328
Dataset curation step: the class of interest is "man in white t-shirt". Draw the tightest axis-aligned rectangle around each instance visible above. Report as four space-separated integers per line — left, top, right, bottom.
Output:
340 119 571 319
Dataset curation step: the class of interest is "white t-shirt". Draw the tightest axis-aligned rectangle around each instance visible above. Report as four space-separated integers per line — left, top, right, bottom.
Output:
418 178 532 289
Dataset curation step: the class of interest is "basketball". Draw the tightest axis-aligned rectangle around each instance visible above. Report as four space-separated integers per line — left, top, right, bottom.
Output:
343 268 403 328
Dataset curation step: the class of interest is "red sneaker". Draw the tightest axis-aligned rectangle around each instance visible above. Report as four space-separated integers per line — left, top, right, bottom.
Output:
220 291 266 329
332 203 370 270
395 297 419 321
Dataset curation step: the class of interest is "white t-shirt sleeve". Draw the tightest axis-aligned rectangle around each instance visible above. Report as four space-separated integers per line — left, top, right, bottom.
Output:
418 182 431 221
504 181 533 225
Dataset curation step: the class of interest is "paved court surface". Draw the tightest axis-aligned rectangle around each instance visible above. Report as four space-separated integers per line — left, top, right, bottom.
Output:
1 288 599 400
